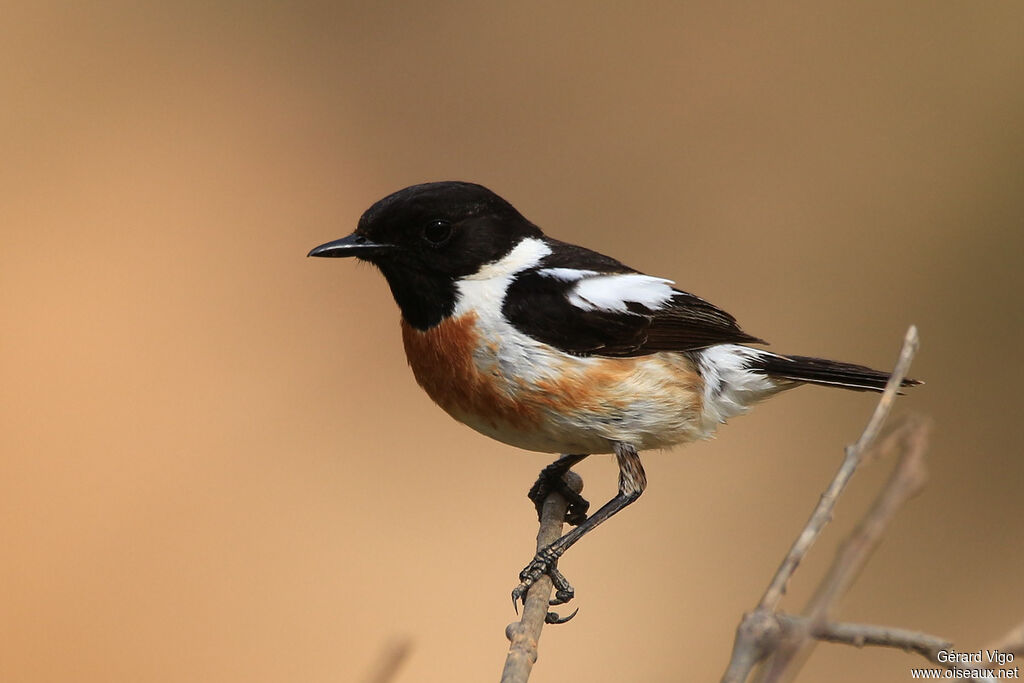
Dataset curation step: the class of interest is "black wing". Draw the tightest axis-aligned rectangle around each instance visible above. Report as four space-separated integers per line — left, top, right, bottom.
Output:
502 247 764 357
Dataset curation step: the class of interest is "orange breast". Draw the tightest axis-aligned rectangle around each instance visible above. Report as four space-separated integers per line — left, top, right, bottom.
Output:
400 313 540 430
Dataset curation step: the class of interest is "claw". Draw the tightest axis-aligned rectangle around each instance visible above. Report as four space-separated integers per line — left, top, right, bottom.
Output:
550 589 574 606
545 607 579 624
547 565 575 605
528 468 590 526
511 546 575 614
511 583 529 611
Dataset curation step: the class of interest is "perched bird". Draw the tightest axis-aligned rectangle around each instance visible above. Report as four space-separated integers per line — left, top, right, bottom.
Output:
309 181 918 612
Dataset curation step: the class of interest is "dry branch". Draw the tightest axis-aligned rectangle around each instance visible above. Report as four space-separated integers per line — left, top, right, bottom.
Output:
757 415 932 682
757 325 919 614
774 614 1016 682
500 471 583 683
784 615 949 658
722 325 920 683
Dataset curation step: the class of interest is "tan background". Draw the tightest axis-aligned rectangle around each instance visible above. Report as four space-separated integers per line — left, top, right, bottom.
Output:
3 2 1023 682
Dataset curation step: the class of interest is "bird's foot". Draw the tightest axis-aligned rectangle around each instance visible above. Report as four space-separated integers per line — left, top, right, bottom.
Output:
528 466 589 525
511 545 577 623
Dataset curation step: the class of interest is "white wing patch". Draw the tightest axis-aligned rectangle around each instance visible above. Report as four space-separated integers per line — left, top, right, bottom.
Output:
567 273 676 313
537 267 598 281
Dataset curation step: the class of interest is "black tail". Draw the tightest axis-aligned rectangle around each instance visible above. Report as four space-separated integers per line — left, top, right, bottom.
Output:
751 353 922 392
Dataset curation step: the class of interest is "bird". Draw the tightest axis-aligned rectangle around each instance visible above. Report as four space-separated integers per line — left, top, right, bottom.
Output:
308 180 919 613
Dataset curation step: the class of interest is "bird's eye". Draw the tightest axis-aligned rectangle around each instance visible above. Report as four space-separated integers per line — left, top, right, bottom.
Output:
422 219 452 246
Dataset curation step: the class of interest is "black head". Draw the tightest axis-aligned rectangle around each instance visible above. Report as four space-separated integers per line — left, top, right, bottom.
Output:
309 181 544 329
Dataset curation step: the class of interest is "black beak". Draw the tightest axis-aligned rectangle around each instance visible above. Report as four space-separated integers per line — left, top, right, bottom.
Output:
307 233 395 258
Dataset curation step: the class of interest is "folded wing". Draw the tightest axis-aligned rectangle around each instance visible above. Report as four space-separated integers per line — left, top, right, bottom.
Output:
502 264 764 357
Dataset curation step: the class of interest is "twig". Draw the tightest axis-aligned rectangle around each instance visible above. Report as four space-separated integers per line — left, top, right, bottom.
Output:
721 326 920 683
778 614 1012 682
779 614 950 662
809 416 931 614
732 609 1013 681
500 471 583 683
759 325 919 613
757 415 932 682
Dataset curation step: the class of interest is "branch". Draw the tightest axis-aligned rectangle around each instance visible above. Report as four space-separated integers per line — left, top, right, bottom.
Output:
729 608 1015 682
775 614 1008 682
757 415 931 681
758 325 919 613
722 325 920 683
500 471 583 683
781 615 950 663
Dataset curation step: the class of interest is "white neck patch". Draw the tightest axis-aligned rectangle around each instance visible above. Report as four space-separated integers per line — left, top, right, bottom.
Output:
454 237 551 317
463 237 552 281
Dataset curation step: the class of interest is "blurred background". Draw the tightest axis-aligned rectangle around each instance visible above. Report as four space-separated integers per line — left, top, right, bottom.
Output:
2 2 1022 681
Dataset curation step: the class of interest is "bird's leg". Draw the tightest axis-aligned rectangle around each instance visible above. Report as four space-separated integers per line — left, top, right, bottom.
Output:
513 442 646 611
528 453 590 525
